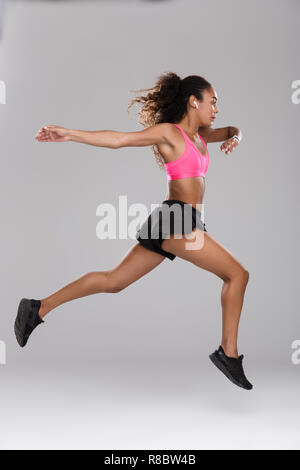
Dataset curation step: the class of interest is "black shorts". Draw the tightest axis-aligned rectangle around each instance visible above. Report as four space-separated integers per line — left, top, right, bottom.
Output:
135 199 207 261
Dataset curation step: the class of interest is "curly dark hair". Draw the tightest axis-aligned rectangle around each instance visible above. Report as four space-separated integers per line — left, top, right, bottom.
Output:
127 71 212 169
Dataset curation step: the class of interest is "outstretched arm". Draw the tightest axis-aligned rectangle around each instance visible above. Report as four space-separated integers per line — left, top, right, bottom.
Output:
35 126 121 148
198 126 242 155
35 123 173 149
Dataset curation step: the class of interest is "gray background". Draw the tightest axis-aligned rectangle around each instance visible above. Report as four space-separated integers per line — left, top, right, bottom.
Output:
0 0 299 450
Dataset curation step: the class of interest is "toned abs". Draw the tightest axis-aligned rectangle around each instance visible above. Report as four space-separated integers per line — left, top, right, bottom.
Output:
165 177 205 211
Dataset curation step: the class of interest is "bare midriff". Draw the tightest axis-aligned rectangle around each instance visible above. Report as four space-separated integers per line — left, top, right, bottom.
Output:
165 176 205 212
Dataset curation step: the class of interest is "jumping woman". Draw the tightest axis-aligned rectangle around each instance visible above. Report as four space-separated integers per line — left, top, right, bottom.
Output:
14 72 253 390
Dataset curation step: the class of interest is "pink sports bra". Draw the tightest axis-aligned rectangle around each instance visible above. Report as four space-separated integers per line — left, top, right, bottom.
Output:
164 123 209 181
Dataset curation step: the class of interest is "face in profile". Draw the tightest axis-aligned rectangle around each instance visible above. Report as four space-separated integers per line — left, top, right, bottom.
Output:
197 87 219 127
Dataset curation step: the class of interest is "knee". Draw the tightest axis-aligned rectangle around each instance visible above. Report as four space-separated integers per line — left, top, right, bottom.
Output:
108 284 124 294
82 271 124 294
106 272 125 293
226 267 249 285
238 268 250 286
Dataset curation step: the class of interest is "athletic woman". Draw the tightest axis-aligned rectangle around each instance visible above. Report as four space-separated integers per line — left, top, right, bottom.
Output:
14 72 253 390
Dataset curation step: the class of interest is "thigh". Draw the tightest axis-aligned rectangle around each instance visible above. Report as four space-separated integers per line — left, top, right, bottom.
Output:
108 242 166 290
161 228 247 281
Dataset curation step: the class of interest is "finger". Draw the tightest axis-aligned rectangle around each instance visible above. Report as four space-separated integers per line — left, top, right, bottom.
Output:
37 128 48 136
37 132 48 140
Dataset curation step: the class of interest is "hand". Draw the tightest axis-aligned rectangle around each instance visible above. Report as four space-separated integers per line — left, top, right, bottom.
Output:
35 125 71 142
220 137 239 155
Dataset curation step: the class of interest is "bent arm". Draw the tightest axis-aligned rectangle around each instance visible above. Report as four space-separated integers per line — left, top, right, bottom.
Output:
198 126 242 143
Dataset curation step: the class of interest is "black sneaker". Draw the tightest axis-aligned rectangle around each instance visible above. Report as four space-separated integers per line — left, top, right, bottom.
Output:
209 345 253 390
14 298 44 347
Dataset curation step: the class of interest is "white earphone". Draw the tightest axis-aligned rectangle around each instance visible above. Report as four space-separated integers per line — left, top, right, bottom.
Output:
193 100 199 109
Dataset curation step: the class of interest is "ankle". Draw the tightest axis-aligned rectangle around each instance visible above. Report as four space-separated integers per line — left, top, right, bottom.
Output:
38 299 51 319
221 342 238 358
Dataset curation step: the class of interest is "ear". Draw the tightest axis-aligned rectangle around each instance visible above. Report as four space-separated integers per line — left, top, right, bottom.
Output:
188 95 197 108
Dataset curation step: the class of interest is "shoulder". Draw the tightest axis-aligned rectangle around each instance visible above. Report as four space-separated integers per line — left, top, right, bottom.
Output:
155 122 176 137
153 122 178 145
116 122 176 148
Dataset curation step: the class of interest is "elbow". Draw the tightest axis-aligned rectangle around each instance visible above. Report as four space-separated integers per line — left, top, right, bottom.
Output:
111 142 121 149
113 133 123 149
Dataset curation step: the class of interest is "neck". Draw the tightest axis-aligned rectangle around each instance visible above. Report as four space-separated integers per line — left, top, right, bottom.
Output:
177 116 201 137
